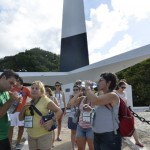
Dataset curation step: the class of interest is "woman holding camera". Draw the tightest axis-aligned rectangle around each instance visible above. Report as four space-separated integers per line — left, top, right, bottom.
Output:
85 72 121 150
69 84 94 150
19 81 62 150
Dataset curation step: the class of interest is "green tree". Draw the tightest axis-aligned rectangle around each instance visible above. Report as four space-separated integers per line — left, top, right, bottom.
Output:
0 48 60 72
117 58 150 106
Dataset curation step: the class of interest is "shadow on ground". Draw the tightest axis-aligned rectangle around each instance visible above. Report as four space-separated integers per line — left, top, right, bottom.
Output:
53 141 72 150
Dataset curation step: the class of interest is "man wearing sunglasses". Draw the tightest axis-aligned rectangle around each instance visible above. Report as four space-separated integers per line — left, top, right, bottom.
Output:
0 70 20 150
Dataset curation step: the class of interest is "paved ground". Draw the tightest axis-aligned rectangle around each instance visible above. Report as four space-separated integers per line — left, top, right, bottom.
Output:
12 112 150 150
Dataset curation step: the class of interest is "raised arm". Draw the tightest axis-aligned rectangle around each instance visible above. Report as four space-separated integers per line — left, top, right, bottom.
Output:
0 91 20 118
69 91 84 107
85 81 119 106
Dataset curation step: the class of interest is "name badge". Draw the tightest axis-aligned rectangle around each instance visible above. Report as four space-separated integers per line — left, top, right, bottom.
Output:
82 112 91 123
24 116 33 128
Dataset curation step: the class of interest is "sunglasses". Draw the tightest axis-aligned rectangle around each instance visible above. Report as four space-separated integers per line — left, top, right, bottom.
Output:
121 86 126 89
73 88 79 91
55 85 60 87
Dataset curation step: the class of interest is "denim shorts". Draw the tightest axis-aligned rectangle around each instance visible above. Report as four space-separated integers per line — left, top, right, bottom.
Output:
76 125 94 140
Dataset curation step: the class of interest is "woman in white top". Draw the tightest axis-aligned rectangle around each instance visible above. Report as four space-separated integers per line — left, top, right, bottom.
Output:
54 81 66 141
115 80 144 148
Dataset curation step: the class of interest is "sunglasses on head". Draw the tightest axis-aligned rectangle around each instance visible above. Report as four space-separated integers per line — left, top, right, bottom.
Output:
121 86 126 89
73 88 79 91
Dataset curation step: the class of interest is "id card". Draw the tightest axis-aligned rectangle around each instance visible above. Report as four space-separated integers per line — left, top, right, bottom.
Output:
82 112 91 123
24 116 33 128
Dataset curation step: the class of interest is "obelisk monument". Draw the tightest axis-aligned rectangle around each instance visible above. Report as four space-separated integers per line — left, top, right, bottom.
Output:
60 0 89 72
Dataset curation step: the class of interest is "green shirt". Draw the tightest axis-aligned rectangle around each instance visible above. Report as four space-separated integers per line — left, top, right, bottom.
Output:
0 92 10 140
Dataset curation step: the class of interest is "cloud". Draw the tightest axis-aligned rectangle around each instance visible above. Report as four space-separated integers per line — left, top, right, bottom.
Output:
0 0 63 58
112 0 150 20
86 0 150 64
90 34 136 64
86 4 128 53
0 0 150 65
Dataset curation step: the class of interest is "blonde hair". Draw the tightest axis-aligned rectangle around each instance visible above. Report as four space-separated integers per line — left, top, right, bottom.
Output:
31 80 46 96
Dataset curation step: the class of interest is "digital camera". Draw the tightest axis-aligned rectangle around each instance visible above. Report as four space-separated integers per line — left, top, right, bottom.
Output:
81 82 97 89
42 112 57 131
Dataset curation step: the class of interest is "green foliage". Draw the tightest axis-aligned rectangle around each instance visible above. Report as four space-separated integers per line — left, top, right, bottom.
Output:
117 58 150 106
0 48 60 72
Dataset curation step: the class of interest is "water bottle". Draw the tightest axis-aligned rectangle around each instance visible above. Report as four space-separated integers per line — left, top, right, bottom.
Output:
90 82 97 89
8 91 22 114
8 100 19 114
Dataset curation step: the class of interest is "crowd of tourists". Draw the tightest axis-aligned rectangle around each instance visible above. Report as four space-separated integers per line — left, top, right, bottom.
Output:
0 70 144 150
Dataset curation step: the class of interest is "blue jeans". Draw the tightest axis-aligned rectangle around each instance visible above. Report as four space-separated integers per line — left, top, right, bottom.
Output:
94 131 122 150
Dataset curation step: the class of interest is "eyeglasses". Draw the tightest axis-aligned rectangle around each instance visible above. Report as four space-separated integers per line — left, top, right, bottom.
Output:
55 85 60 87
29 106 34 116
73 89 79 91
121 86 126 89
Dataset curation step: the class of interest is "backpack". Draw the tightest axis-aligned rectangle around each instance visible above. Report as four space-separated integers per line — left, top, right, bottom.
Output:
106 97 135 137
118 98 135 137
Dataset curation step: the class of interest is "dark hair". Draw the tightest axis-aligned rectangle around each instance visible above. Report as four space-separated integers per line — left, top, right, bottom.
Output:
18 76 23 85
45 87 53 96
115 80 127 90
74 80 82 86
100 72 118 91
0 69 19 80
55 81 62 85
73 84 81 90
55 81 62 90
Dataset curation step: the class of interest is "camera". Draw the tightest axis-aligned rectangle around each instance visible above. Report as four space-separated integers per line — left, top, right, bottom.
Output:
81 81 97 89
42 112 57 131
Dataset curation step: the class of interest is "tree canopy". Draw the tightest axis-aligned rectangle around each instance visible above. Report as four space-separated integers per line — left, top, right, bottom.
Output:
117 58 150 106
0 48 60 72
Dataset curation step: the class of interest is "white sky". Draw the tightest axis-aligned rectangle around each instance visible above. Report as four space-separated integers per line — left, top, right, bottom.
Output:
0 0 150 64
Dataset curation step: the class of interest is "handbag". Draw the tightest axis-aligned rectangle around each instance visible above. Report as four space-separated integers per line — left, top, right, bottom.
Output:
73 108 80 123
30 105 57 131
